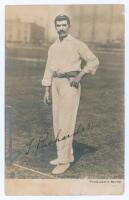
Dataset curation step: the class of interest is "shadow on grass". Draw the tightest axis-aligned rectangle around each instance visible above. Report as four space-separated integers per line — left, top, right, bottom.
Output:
73 141 97 164
37 140 97 165
5 135 98 178
11 140 97 167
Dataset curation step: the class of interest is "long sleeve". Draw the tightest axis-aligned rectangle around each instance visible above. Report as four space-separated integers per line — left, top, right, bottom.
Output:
41 48 54 86
78 41 99 75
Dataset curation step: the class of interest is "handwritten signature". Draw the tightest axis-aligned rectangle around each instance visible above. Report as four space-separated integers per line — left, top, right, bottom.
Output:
25 124 83 155
25 119 101 155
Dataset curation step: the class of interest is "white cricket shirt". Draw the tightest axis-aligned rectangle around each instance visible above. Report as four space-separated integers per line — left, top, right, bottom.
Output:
42 34 99 86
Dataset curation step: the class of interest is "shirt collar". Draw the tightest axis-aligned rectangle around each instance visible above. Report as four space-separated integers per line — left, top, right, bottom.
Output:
56 34 73 43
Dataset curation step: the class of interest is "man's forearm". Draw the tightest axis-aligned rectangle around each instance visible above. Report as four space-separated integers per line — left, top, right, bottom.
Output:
78 69 88 80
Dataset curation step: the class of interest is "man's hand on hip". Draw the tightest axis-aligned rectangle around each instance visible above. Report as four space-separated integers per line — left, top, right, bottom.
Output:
70 70 87 88
70 75 81 88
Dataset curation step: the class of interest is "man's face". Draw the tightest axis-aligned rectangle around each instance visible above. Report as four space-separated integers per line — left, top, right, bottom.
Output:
55 20 70 38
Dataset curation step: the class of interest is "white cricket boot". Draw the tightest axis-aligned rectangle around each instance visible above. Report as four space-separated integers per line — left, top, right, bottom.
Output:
49 158 59 165
50 156 74 165
52 163 70 175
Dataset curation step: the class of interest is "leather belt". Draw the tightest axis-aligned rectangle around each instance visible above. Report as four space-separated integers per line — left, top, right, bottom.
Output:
53 71 80 78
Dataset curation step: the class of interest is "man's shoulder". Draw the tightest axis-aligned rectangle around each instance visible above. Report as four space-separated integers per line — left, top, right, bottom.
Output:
68 35 79 43
48 42 56 52
70 35 88 46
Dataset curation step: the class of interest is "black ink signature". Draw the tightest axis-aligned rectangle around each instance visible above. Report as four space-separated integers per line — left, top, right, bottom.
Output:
25 123 85 155
25 119 101 155
55 123 85 142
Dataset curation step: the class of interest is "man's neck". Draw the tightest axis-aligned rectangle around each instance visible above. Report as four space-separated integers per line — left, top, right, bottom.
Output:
59 34 68 42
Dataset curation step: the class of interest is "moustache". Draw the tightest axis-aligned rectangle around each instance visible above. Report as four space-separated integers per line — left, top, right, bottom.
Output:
58 30 66 34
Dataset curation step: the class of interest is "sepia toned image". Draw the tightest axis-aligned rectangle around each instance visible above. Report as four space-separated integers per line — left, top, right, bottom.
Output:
5 4 124 195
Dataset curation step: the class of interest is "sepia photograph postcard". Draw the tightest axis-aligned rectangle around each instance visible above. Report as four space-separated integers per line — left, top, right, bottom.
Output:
2 1 126 196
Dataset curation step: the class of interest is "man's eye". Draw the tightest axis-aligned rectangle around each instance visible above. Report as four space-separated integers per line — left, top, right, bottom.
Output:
56 25 61 27
62 24 67 27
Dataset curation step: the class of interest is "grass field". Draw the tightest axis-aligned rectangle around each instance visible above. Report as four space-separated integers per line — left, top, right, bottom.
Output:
5 50 124 179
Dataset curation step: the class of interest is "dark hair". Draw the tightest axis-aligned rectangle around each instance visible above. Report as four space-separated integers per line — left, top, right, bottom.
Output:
54 14 70 26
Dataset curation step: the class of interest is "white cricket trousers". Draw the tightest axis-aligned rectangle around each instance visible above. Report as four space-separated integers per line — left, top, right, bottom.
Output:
52 77 81 164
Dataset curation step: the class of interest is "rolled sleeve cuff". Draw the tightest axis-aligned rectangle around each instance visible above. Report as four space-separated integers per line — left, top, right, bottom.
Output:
41 79 52 86
83 58 99 75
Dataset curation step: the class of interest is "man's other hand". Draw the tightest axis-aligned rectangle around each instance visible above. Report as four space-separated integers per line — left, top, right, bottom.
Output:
43 91 51 105
70 76 81 88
